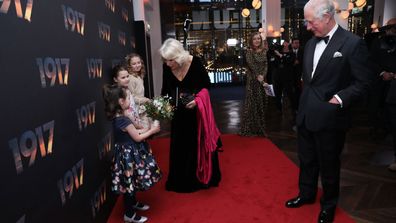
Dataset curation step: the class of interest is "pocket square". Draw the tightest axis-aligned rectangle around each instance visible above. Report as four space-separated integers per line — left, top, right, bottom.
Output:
333 51 342 58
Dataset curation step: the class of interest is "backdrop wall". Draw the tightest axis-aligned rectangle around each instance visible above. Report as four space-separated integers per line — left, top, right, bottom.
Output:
0 0 136 222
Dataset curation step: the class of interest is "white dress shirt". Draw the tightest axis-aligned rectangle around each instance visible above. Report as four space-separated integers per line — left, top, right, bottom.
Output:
312 24 338 77
312 24 343 107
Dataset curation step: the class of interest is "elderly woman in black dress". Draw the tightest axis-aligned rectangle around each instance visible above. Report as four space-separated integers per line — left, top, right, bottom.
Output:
159 38 221 193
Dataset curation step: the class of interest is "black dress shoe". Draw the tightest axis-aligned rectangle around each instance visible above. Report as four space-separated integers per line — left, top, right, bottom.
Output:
285 196 315 208
318 208 335 223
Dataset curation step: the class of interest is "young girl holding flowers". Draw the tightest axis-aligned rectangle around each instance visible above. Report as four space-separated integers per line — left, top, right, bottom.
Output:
103 84 162 223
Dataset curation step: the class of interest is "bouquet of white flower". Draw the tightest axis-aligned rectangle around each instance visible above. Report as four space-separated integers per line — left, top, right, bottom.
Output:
144 95 174 122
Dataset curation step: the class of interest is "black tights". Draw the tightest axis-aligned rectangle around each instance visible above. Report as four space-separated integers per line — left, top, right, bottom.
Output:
124 193 136 217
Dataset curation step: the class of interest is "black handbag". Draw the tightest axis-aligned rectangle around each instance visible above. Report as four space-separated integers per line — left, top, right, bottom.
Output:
179 93 195 106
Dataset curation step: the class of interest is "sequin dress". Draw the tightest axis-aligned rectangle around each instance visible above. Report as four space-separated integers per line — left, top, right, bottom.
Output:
239 49 268 136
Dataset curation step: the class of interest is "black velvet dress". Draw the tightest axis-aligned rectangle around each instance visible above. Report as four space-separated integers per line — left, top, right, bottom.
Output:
161 56 221 193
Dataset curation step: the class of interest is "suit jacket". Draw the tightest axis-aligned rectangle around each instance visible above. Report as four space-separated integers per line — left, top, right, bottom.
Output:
387 81 396 104
370 36 396 104
292 48 304 82
296 26 373 131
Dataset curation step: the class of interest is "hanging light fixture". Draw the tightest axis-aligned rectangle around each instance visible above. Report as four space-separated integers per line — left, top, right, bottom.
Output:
334 1 353 20
355 0 366 8
370 23 377 29
241 8 250 17
267 25 274 32
252 0 262 10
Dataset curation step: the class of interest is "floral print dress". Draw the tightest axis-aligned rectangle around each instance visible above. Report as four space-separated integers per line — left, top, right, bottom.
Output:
111 116 162 194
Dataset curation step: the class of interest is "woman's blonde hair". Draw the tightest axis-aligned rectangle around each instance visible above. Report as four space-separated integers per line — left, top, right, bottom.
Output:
125 53 146 78
248 32 264 50
159 38 190 66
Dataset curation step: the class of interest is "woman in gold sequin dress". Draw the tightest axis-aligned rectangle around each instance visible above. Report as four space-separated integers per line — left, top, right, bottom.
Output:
240 32 269 137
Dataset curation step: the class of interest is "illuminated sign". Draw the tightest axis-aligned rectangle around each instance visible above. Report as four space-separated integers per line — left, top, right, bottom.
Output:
192 9 261 30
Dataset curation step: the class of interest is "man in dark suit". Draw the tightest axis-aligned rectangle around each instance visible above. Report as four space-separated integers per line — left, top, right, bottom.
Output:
291 38 304 125
285 0 373 222
291 38 303 86
371 18 396 171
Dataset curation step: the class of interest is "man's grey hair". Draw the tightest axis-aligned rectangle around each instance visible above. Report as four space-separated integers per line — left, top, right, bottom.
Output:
304 0 335 20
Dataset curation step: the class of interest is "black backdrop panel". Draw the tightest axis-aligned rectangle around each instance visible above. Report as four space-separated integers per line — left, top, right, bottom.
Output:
0 0 135 222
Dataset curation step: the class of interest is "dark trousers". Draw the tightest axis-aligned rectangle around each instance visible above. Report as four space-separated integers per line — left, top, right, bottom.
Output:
388 104 396 156
273 79 298 113
367 79 388 133
124 193 136 217
297 124 346 210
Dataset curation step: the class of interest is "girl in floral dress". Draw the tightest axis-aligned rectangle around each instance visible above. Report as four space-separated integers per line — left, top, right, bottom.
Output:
103 84 162 223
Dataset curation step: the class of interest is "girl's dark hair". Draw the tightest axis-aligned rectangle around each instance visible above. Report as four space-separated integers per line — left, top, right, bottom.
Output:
125 53 146 78
102 84 127 120
111 63 129 80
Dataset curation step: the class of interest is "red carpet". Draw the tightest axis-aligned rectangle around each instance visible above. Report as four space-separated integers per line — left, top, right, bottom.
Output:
107 134 355 223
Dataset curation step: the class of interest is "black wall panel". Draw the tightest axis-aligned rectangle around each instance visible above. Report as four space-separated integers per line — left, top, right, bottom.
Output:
0 0 136 222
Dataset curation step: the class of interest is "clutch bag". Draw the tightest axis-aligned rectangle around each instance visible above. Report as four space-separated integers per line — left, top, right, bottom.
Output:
180 93 195 106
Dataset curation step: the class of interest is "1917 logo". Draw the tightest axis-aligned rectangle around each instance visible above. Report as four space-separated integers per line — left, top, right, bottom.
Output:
76 102 96 131
61 5 85 35
57 158 84 206
121 8 128 22
98 132 112 160
118 31 126 46
8 120 55 175
112 59 121 68
0 0 33 22
105 0 115 12
36 57 70 88
86 59 102 79
98 22 110 42
91 181 107 218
